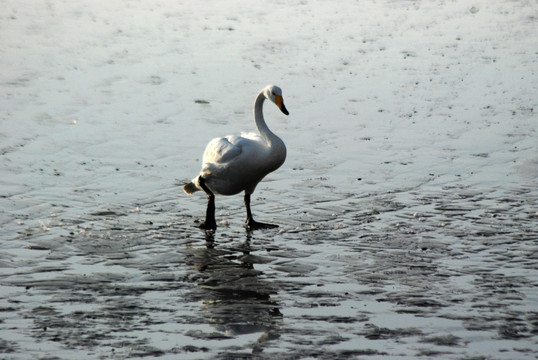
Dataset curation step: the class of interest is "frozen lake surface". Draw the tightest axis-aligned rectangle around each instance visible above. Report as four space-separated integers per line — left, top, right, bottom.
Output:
1 0 537 358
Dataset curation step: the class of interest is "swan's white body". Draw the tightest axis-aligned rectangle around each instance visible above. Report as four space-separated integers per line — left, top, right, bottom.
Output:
184 85 288 201
197 129 286 195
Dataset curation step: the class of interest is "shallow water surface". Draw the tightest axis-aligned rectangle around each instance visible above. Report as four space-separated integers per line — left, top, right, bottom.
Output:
1 185 536 359
1 0 537 359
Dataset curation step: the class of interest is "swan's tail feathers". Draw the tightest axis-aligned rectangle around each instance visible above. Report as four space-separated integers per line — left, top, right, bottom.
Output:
183 181 199 194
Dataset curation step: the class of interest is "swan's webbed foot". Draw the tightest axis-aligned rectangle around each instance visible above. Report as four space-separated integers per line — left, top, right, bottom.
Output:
245 218 278 231
244 193 278 231
199 219 217 231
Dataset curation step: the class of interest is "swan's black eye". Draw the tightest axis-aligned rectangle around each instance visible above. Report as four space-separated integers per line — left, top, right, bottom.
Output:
271 91 276 96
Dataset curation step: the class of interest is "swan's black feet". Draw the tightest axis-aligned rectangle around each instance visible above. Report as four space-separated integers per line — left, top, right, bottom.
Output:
198 176 217 231
243 193 277 231
246 218 278 231
199 220 217 231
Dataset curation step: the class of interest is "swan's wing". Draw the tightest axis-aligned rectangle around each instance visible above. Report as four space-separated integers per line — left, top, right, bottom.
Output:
239 131 263 142
203 133 265 164
202 136 242 164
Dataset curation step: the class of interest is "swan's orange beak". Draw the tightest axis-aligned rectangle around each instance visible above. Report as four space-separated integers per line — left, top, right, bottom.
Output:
275 95 289 115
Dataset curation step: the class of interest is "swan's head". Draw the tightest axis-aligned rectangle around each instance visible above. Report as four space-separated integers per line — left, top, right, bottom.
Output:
264 85 289 116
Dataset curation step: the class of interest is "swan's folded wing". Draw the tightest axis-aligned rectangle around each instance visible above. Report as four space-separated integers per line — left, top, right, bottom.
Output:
203 137 242 164
239 131 262 142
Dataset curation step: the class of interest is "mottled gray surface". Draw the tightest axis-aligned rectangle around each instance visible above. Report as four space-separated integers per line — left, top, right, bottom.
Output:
1 0 536 359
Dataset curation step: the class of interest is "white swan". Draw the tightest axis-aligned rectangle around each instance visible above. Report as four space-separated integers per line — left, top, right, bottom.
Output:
184 85 289 230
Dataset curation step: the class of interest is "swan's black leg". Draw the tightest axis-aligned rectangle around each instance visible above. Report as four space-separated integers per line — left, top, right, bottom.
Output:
244 193 278 230
198 177 217 230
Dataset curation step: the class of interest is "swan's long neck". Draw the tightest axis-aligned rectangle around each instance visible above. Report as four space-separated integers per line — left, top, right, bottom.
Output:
254 91 279 146
253 90 286 170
